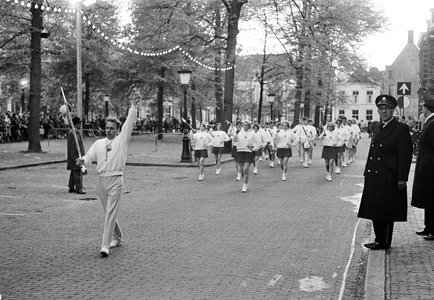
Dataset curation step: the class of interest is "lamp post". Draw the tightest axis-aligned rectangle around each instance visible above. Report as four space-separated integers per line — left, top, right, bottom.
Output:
103 94 110 118
20 79 29 113
178 69 192 162
268 93 276 122
73 0 96 125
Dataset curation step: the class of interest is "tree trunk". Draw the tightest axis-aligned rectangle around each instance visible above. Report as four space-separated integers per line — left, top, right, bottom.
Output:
222 0 247 124
214 4 224 124
157 67 165 140
257 64 265 123
27 1 43 153
191 97 196 129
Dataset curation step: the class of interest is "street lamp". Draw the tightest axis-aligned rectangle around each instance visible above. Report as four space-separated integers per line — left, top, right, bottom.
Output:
103 94 110 118
268 93 276 121
72 0 96 123
178 69 192 162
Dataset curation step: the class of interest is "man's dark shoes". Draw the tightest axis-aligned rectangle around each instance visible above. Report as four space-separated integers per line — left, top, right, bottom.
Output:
76 190 86 194
364 242 389 250
424 235 434 241
68 189 76 193
416 229 430 236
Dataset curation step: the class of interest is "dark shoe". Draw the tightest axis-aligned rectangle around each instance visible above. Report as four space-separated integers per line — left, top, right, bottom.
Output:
76 190 86 194
424 235 434 241
416 229 430 236
100 247 109 257
364 242 390 250
68 189 76 193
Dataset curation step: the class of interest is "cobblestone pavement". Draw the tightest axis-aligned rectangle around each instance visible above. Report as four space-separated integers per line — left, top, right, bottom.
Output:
0 132 432 299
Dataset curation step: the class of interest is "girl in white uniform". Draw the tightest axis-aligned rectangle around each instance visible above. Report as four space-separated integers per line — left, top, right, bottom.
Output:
252 123 267 174
228 121 242 180
275 121 298 181
191 123 214 181
319 122 343 181
236 121 262 192
210 122 231 174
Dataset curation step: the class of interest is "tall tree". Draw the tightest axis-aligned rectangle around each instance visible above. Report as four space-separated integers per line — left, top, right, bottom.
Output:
221 0 248 123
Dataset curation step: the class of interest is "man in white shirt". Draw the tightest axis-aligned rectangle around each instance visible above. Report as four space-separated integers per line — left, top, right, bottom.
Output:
77 97 138 257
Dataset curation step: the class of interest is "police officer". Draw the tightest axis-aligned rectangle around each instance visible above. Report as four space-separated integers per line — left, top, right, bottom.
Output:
358 95 413 250
412 94 434 239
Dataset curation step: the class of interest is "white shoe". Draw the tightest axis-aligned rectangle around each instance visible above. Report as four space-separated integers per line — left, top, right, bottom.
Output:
277 160 280 165
342 162 347 167
303 163 308 168
259 157 263 161
100 247 109 257
308 159 312 165
336 167 341 174
270 162 274 168
242 184 247 193
199 174 203 181
253 168 258 174
328 176 333 181
299 159 303 163
216 169 220 175
236 173 241 181
282 173 287 181
110 240 122 248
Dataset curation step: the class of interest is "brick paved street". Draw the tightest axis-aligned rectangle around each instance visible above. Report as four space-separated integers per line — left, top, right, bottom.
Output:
0 133 370 299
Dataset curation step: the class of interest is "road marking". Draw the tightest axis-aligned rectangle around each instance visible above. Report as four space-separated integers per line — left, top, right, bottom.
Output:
338 219 361 300
0 195 21 198
299 276 330 292
0 213 25 216
341 192 362 213
267 275 283 286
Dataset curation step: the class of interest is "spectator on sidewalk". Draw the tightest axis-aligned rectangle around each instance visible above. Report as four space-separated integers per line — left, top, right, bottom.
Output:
358 95 413 250
67 116 86 194
77 97 138 258
411 94 434 239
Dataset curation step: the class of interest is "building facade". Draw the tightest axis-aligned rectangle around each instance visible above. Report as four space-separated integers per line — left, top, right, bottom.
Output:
418 9 434 100
382 30 420 120
333 80 381 124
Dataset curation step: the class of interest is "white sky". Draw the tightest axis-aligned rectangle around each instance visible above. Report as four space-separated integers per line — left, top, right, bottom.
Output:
363 0 433 69
238 0 433 70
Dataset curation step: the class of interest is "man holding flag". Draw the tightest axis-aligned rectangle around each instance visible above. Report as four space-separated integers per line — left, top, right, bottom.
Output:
77 97 138 257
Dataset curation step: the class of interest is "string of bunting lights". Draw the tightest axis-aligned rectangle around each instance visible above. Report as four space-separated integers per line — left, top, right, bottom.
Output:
2 0 235 71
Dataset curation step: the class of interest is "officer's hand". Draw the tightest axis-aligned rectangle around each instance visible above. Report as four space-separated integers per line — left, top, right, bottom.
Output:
397 181 407 191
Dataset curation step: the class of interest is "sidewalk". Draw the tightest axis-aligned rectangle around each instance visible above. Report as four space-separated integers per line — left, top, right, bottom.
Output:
0 133 233 171
0 133 432 299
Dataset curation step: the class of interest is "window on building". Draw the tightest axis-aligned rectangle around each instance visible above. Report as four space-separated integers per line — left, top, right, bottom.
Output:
352 110 359 120
388 70 393 79
353 91 359 103
367 91 373 103
366 110 373 121
339 110 345 116
389 85 395 97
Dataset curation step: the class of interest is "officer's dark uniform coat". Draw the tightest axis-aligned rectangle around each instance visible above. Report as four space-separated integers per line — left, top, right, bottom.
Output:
357 118 413 222
411 116 434 209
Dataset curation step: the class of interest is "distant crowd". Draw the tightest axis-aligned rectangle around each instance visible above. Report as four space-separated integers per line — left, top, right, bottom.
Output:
0 110 184 143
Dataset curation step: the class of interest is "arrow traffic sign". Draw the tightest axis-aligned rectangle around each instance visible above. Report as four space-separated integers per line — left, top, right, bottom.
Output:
397 82 411 95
